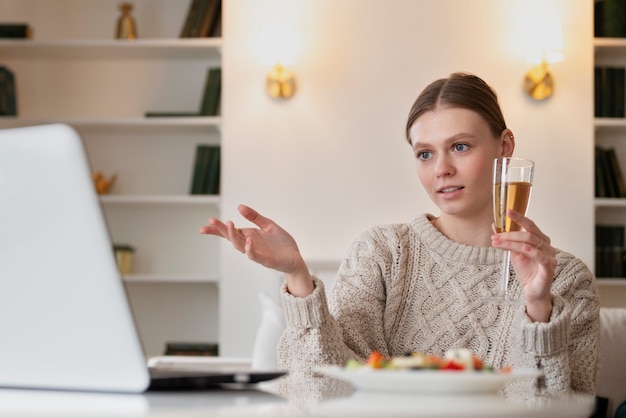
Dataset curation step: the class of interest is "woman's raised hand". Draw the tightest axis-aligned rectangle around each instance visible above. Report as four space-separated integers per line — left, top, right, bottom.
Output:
199 204 314 297
491 209 557 323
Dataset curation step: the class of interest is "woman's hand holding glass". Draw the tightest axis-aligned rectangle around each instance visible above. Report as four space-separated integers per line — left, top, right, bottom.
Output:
199 204 315 297
491 209 557 322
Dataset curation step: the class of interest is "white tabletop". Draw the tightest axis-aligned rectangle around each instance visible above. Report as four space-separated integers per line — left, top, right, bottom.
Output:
0 375 595 418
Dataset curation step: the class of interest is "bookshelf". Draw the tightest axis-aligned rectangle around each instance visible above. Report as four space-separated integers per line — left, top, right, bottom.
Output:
594 35 626 291
0 0 223 357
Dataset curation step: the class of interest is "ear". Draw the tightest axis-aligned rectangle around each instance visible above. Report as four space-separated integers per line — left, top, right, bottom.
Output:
499 129 515 157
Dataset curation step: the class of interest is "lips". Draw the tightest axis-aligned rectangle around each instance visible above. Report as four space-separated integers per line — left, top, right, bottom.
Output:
438 186 464 194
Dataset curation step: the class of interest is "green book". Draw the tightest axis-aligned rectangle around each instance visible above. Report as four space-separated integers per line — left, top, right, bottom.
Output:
145 111 200 118
189 0 210 37
0 67 17 116
606 148 626 198
189 145 204 194
0 24 31 38
595 67 605 117
180 0 205 38
598 146 618 197
596 146 606 197
611 67 626 117
595 0 605 37
200 68 221 116
209 0 222 37
595 225 624 277
165 341 218 356
600 0 626 38
190 145 209 194
596 225 611 277
204 145 220 194
145 68 221 118
197 0 220 37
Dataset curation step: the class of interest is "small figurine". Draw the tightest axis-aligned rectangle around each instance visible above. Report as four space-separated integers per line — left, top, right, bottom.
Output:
92 172 117 195
116 2 137 40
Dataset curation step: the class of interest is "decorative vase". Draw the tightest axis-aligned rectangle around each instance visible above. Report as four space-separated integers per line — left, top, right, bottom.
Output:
116 2 137 40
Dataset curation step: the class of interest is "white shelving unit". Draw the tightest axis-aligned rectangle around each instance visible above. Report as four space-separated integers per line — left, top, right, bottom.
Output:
0 0 222 357
594 37 626 293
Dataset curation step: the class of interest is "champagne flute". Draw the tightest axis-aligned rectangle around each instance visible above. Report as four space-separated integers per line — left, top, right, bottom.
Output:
487 157 535 304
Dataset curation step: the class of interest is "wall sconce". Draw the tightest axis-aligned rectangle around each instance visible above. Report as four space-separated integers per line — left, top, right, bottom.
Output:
511 0 564 101
259 20 298 100
266 63 296 99
523 51 563 101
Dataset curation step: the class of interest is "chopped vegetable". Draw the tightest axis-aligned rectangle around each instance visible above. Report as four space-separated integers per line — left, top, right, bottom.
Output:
366 350 387 369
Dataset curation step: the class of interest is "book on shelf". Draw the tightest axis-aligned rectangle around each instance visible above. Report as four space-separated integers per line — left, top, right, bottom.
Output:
206 143 220 194
144 112 200 117
199 67 221 116
595 225 625 278
606 148 626 197
595 145 626 198
0 23 32 38
595 66 626 118
145 67 221 118
180 0 221 38
189 144 220 195
209 2 222 37
179 0 203 38
0 66 17 116
164 341 218 356
595 0 626 38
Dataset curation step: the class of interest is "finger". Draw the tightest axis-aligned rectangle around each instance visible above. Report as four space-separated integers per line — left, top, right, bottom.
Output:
506 210 551 246
199 218 227 237
238 204 275 231
225 221 247 252
506 209 538 233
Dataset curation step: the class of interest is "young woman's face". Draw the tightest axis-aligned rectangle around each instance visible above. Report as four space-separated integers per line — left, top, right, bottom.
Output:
408 106 505 220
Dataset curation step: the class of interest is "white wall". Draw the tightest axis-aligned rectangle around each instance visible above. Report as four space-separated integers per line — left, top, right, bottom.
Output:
219 0 593 356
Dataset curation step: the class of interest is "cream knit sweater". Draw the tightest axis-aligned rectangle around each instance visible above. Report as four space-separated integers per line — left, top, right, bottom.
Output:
278 214 600 396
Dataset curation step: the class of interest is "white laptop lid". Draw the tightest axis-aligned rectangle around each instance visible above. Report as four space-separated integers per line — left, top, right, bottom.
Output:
0 124 150 393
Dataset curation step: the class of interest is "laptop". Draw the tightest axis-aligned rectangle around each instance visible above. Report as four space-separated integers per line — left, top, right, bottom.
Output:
0 123 285 393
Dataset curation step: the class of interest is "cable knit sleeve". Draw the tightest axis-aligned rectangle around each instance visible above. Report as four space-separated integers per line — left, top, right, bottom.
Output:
511 252 600 396
277 229 391 375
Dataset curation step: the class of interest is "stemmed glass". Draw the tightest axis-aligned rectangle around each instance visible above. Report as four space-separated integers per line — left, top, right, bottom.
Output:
486 157 535 304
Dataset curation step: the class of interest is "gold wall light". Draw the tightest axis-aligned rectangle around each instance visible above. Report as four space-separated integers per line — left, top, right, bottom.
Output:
524 58 557 101
259 17 298 100
512 1 564 102
266 63 296 99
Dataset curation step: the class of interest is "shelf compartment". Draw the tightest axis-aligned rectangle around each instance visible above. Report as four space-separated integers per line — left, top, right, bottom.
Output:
595 117 626 131
595 198 626 208
0 117 221 134
597 278 626 286
100 195 220 205
123 274 219 284
0 38 222 60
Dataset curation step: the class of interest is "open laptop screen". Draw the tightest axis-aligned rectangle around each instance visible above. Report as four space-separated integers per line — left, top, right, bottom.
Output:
0 124 150 392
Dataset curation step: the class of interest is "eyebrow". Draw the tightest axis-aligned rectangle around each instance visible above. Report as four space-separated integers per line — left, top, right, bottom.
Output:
412 132 476 150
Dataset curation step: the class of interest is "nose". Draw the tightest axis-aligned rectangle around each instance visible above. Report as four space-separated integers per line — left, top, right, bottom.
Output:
435 155 455 177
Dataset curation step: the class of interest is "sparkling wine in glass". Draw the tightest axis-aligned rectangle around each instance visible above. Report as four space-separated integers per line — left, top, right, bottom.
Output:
487 157 535 304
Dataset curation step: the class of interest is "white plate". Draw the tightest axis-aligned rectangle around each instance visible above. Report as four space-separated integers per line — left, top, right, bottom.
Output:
315 365 542 394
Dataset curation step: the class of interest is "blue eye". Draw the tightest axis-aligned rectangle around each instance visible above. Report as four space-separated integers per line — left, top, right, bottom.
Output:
454 143 469 152
417 151 432 161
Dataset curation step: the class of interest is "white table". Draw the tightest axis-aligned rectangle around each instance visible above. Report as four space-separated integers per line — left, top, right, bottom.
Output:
0 375 595 418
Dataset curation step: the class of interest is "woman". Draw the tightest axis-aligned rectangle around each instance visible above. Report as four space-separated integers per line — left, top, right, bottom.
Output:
200 73 600 397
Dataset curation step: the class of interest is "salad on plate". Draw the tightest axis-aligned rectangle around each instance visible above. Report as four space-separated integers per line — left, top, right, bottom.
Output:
346 348 511 373
315 349 539 394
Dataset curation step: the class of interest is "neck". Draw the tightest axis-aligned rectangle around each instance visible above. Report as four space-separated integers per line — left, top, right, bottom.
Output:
433 213 493 247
